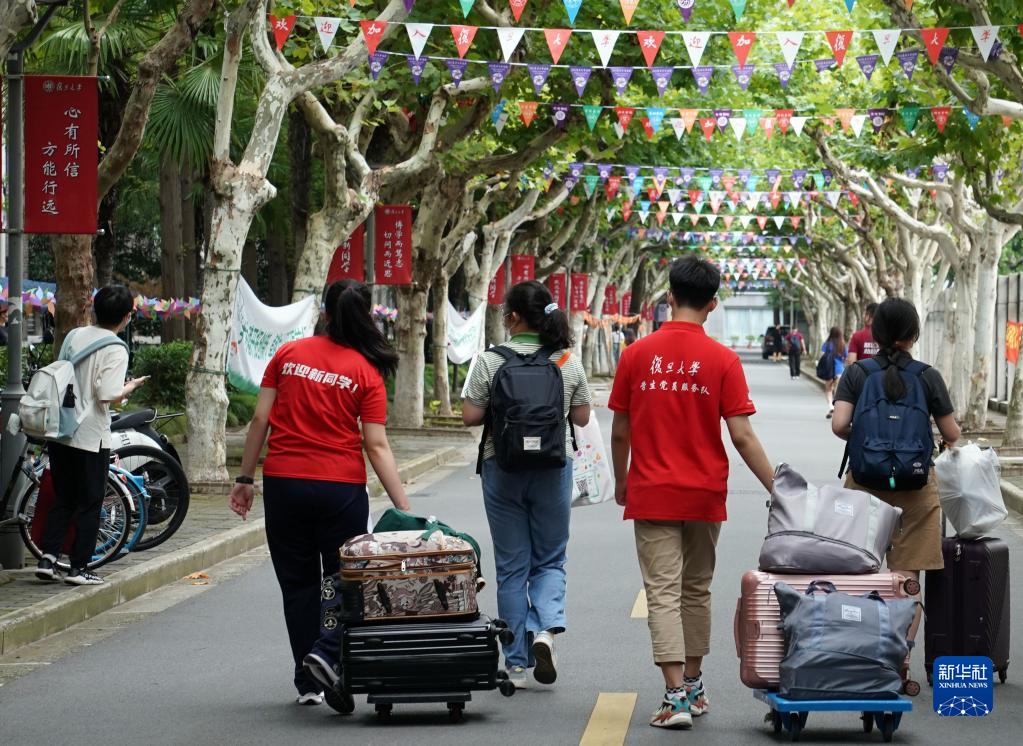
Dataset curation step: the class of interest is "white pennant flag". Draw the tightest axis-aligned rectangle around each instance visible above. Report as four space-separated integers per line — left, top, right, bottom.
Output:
775 31 805 68
850 114 866 138
406 22 433 59
730 117 746 141
710 190 726 205
670 118 686 140
773 216 785 230
314 17 342 53
971 25 999 62
494 110 509 134
591 30 622 68
682 31 712 67
787 191 803 208
745 192 761 211
791 116 808 137
498 27 526 62
672 212 684 225
826 191 841 208
606 208 617 221
667 188 682 204
639 209 650 223
740 215 754 228
907 188 923 203
871 29 901 66
706 214 719 227
613 122 626 140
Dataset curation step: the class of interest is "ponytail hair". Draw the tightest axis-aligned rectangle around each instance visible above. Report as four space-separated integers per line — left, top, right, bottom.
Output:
323 280 399 377
503 279 574 350
871 297 921 401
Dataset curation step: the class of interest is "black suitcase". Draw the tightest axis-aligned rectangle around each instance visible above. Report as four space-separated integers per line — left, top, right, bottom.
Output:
924 535 1010 685
341 614 516 720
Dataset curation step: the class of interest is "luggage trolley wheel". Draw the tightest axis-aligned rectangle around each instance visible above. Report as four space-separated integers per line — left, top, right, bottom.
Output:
498 679 517 697
902 678 921 697
787 711 808 742
447 702 465 723
861 712 874 733
766 710 782 734
901 577 921 596
874 712 895 743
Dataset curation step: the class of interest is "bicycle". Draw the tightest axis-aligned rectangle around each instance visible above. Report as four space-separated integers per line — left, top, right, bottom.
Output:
111 444 190 551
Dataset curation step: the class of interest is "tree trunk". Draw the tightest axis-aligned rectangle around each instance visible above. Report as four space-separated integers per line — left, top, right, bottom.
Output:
1004 355 1023 446
288 105 311 262
950 260 979 425
391 284 429 428
240 239 259 292
52 234 95 346
181 167 199 294
93 190 118 287
159 157 186 341
431 275 453 416
486 306 504 348
266 227 291 305
964 245 1000 431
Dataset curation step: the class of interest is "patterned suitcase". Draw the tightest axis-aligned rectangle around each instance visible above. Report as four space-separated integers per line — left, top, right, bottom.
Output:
734 570 916 690
339 530 479 623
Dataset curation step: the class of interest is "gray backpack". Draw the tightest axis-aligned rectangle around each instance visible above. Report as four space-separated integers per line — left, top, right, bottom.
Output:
758 464 902 574
774 581 916 700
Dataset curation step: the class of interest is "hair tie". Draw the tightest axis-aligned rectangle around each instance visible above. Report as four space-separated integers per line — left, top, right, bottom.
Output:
544 303 558 315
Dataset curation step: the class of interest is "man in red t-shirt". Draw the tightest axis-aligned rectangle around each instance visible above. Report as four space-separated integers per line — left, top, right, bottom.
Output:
608 256 774 730
847 302 879 363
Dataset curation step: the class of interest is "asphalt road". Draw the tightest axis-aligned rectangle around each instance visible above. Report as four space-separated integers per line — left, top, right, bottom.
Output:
1 358 1022 745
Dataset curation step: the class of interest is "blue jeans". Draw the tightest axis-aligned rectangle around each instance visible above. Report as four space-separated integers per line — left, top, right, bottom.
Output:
481 458 573 668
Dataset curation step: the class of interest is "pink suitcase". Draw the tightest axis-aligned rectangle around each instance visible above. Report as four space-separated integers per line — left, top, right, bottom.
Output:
734 571 918 690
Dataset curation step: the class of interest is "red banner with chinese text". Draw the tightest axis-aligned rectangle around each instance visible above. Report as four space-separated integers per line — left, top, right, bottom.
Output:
24 76 98 234
546 272 567 309
510 254 535 285
326 223 365 284
570 273 589 312
374 204 412 285
602 284 618 315
1007 321 1023 365
488 260 507 305
620 291 633 316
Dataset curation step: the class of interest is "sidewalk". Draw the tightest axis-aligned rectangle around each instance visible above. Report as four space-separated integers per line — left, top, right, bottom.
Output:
0 430 473 656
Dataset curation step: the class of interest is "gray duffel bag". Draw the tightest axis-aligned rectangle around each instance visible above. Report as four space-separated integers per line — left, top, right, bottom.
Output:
774 580 916 700
759 464 902 574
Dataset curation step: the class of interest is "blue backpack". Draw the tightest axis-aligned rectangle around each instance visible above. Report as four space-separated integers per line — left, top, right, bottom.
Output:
841 357 934 491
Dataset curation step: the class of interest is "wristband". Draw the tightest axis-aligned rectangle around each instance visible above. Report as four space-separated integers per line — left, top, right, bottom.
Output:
234 475 255 485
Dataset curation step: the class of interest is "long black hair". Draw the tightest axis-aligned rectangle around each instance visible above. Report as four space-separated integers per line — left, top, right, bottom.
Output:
323 280 399 377
826 326 846 357
504 280 574 350
871 297 921 401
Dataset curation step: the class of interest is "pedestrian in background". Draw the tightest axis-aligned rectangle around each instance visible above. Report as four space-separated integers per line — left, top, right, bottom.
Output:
228 279 411 708
821 326 847 418
0 303 8 346
608 256 774 731
847 302 880 363
462 280 592 689
785 327 806 380
611 323 624 368
771 325 785 362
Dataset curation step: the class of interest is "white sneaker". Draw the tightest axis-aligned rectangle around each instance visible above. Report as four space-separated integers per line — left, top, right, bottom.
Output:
531 631 558 685
296 691 324 706
650 693 693 729
507 666 529 689
64 568 103 586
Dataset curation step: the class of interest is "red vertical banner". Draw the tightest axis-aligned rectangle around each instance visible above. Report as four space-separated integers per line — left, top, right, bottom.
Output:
570 273 589 312
620 291 633 316
1007 321 1023 365
373 204 413 285
326 223 365 283
545 272 567 309
24 75 98 234
602 284 618 315
510 254 535 284
487 260 507 305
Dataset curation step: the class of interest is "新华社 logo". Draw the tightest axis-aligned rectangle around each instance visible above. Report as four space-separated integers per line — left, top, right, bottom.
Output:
933 656 993 717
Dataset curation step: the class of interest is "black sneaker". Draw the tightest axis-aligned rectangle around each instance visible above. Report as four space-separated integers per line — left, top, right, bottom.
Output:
65 568 104 586
324 687 355 715
303 652 340 691
35 555 60 582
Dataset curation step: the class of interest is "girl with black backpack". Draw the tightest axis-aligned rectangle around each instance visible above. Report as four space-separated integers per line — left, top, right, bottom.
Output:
462 280 592 690
820 326 847 419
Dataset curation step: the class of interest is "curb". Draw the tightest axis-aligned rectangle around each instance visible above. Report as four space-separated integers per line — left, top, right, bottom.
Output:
0 445 465 657
1000 479 1023 516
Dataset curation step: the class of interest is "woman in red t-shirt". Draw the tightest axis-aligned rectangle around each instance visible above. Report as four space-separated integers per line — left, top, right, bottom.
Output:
228 280 410 708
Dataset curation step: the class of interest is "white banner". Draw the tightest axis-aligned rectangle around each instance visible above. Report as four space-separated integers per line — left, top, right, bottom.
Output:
445 301 485 365
226 278 317 393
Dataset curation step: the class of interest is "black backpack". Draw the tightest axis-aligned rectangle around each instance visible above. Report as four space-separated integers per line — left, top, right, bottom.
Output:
815 344 836 380
476 345 574 474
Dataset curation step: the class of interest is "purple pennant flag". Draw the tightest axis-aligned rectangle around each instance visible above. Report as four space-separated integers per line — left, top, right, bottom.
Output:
774 62 793 88
564 176 578 191
650 66 673 97
680 167 695 183
676 0 695 21
445 58 469 87
654 166 669 181
406 55 426 84
905 166 920 178
814 58 837 74
625 165 641 181
867 107 889 133
552 103 570 129
527 63 551 95
896 49 919 81
991 40 1003 60
569 162 584 178
569 66 592 97
939 47 958 75
791 169 807 189
732 64 755 91
932 163 949 182
856 54 879 81
822 168 833 186
713 110 731 134
404 0 416 9
766 168 780 185
610 66 634 94
488 61 511 94
543 161 554 181
709 167 723 185
368 52 387 80
598 164 612 181
738 168 751 183
692 66 714 95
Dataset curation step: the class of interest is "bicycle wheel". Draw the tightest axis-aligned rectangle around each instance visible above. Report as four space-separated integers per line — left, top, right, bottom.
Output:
112 445 190 551
17 471 133 571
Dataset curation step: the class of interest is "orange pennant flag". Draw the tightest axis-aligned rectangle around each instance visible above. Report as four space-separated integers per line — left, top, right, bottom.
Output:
450 24 478 58
636 30 665 67
619 0 640 25
544 28 572 64
509 0 528 21
359 19 387 56
679 109 698 132
761 116 776 139
835 108 855 131
518 101 538 127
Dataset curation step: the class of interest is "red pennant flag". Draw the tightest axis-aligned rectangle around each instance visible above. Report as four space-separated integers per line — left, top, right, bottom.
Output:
921 28 950 65
1019 23 1023 38
723 215 735 229
450 24 478 58
931 106 951 132
647 187 659 203
790 216 802 229
787 0 797 5
689 214 701 226
656 211 667 226
775 109 793 134
727 31 757 67
544 28 572 64
641 117 655 140
849 192 859 207
615 106 636 131
636 31 665 67
825 30 853 67
761 116 776 139
699 117 716 141
359 19 387 56
769 192 782 209
269 15 297 50
622 202 633 222
757 216 768 230
1003 115 1013 128
688 189 702 207
606 175 621 200
518 101 538 127
509 0 528 21
722 175 737 192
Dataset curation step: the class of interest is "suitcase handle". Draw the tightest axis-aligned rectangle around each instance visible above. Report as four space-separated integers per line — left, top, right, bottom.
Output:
376 584 393 614
433 579 450 610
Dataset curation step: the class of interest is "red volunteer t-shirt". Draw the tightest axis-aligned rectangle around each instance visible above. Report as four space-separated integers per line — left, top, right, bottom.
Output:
849 327 879 358
261 336 387 483
607 322 756 522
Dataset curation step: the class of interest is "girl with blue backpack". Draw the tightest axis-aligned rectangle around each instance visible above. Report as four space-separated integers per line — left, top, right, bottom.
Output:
820 326 847 419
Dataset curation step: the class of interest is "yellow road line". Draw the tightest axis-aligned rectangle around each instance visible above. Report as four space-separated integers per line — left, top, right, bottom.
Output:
630 589 648 618
579 692 638 746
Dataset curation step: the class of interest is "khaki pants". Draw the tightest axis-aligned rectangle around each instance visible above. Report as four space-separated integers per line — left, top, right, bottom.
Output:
634 520 722 664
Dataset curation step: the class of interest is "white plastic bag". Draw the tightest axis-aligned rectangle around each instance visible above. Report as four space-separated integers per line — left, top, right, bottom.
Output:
933 443 1006 539
571 416 614 507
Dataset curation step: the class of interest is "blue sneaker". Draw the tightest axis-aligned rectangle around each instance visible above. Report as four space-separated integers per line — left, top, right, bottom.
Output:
649 693 693 729
686 680 710 716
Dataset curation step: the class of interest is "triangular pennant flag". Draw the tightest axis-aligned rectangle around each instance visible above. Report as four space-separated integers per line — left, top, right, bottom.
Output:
528 63 552 95
570 66 592 97
939 47 959 75
403 0 416 9
682 32 712 67
850 114 866 137
920 28 949 65
610 66 634 94
646 107 666 133
491 100 508 133
509 0 528 22
776 31 804 67
679 109 698 132
868 107 888 133
826 30 853 66
314 17 341 53
896 49 919 81
826 191 841 208
972 25 999 61
406 23 433 60
757 216 768 230
459 0 475 17
583 174 599 197
544 28 572 64
844 0 856 11
729 0 747 20
761 116 776 139
637 30 665 67
563 0 583 24
791 116 808 136
619 0 640 25
615 106 636 131
406 55 426 84
641 117 655 140
488 61 511 93
676 0 696 22
606 175 622 200
271 15 297 50
445 58 469 86
670 117 686 139
775 109 793 133
706 214 719 227
518 101 538 127
730 116 746 141
835 108 855 131
786 191 803 208
692 66 714 95
733 65 754 91
900 105 921 133
591 30 622 67
932 106 951 133
583 104 603 130
963 108 981 130
651 66 673 96
699 117 716 141
359 19 386 56
790 216 803 229
773 216 785 229
728 31 756 67
450 25 478 58
744 109 761 135
775 62 794 88
740 215 753 228
714 108 732 134
857 54 879 81
368 52 387 80
498 27 525 61
872 29 900 65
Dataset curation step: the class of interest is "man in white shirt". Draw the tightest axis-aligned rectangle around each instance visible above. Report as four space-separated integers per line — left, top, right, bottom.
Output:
36 286 148 585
